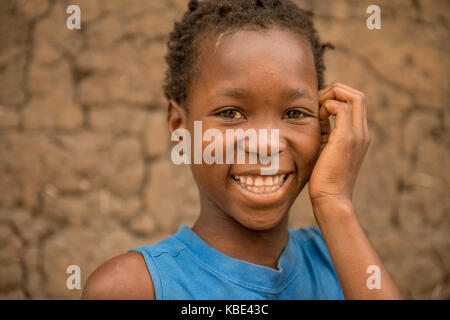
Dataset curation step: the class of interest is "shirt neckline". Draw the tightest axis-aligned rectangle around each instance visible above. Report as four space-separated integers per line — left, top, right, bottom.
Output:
172 224 301 292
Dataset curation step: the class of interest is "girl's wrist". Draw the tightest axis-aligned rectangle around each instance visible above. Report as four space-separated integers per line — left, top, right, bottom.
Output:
311 196 356 226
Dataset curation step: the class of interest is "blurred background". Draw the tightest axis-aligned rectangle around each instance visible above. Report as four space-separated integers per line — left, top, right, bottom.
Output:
0 0 448 299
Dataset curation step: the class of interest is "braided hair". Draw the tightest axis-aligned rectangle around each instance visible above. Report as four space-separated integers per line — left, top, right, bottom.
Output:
163 0 334 107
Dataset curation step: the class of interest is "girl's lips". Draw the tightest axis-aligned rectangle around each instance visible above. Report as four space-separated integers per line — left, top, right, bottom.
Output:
229 172 294 206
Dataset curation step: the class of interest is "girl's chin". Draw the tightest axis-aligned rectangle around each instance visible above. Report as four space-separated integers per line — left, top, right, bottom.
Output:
229 207 289 231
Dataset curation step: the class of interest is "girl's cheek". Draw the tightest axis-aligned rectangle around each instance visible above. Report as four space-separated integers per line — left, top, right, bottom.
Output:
298 123 322 156
293 128 322 175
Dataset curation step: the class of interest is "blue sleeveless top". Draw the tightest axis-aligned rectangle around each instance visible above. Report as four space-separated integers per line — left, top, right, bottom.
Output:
128 225 344 300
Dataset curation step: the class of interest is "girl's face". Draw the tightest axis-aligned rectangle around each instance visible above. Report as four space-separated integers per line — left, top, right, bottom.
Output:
179 27 321 230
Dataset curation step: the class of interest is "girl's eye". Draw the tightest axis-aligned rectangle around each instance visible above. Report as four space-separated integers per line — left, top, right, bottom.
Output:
218 109 244 119
282 109 306 119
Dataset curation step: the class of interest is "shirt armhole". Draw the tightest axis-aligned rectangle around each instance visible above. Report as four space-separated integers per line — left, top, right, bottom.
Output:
127 248 164 300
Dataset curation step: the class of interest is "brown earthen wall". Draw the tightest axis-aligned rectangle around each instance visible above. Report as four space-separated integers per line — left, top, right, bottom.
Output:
0 0 448 299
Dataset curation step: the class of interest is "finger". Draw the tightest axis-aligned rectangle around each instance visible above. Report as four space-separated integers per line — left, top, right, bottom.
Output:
319 99 352 131
318 101 331 121
319 82 363 99
319 83 362 106
319 84 365 132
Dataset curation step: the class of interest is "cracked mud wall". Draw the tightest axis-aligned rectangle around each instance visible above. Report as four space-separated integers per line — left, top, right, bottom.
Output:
0 0 448 299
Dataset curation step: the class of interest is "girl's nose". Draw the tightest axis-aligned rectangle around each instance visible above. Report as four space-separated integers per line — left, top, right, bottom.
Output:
239 128 287 158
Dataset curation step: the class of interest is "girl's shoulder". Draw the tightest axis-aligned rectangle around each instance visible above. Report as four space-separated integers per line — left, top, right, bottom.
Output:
83 234 184 300
81 251 155 300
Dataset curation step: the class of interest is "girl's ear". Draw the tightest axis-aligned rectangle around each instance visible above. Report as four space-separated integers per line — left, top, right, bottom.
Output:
167 99 188 135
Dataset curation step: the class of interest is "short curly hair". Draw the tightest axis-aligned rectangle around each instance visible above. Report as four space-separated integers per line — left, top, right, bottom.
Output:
162 0 334 108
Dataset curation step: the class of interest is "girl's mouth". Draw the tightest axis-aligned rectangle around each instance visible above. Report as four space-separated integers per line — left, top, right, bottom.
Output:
231 174 289 194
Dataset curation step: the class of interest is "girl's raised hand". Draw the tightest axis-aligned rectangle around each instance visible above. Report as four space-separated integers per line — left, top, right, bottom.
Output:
309 83 371 207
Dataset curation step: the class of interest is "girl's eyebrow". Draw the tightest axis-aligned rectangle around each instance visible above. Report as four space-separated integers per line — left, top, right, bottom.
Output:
216 87 250 99
216 87 313 101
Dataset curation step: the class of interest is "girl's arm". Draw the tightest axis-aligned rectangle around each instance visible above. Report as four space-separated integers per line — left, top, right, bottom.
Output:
313 198 402 299
309 82 402 299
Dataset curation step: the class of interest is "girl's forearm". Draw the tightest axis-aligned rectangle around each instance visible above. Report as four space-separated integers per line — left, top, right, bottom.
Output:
312 198 403 300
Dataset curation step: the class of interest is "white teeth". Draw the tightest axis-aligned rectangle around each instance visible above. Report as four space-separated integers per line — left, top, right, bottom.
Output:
274 175 280 184
254 176 264 186
233 174 288 193
263 176 273 186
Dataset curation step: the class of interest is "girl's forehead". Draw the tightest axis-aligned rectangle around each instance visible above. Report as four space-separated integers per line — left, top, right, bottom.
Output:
201 27 312 61
192 27 317 92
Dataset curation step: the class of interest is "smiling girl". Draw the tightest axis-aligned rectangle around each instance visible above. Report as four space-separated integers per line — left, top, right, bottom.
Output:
82 0 402 300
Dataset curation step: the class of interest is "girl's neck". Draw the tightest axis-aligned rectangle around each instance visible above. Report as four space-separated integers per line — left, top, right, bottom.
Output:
191 200 290 270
